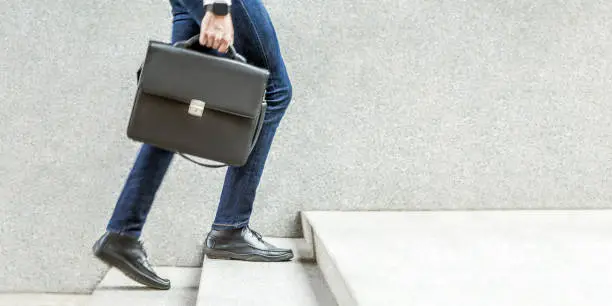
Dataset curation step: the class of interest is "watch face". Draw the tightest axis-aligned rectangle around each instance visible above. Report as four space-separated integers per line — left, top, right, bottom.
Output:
212 3 229 15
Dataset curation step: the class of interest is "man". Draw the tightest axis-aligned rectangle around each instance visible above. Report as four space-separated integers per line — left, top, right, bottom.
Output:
92 0 293 290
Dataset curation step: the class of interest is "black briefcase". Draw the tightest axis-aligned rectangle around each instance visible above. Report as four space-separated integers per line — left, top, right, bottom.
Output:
127 35 269 167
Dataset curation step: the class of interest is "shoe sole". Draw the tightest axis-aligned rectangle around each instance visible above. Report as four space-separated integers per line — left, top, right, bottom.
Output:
204 248 294 262
93 247 170 290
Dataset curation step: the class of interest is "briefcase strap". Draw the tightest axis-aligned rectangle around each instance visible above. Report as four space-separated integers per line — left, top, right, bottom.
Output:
178 153 228 168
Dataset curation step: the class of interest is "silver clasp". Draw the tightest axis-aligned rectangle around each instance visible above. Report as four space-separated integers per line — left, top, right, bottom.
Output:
188 99 206 117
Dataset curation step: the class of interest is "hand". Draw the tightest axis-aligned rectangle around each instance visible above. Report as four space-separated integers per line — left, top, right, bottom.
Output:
199 11 234 53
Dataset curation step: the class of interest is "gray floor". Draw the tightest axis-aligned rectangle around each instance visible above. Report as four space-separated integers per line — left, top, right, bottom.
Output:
304 210 612 306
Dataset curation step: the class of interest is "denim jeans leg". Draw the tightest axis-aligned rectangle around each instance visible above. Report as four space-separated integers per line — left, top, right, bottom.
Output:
105 6 201 238
106 144 174 238
211 0 293 230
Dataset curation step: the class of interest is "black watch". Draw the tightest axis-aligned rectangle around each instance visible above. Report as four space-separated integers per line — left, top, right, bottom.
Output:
204 3 230 16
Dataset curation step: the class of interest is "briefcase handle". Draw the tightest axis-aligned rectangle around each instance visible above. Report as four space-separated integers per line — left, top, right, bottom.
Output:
136 36 247 82
173 34 247 64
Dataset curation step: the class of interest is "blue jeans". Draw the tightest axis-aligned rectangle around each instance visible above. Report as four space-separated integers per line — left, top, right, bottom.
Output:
106 0 292 238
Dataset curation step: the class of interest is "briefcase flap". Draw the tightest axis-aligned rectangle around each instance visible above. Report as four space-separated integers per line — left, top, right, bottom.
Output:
138 41 270 119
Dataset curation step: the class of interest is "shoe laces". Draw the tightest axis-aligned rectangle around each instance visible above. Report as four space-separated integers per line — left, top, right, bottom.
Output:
247 226 264 241
137 240 147 253
137 240 157 271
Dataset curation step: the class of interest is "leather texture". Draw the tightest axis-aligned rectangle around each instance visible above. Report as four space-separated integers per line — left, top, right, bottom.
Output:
203 227 294 262
92 232 171 290
127 36 269 167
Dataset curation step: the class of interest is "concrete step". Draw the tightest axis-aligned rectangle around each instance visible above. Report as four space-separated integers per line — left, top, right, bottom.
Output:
302 210 612 306
87 267 201 306
196 238 337 306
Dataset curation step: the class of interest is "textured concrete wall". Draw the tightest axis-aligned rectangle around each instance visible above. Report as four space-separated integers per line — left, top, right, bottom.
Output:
1 0 611 293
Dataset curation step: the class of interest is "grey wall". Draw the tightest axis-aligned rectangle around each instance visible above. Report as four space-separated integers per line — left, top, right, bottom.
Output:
1 0 611 293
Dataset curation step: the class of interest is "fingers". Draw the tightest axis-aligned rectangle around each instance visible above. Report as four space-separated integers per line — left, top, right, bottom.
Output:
212 32 223 50
199 31 207 46
205 30 216 48
199 28 213 49
201 30 232 53
199 14 234 53
218 34 232 53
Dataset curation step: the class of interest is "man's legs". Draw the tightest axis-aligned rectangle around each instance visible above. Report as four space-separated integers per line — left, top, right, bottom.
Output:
92 3 201 290
104 0 293 237
94 0 294 290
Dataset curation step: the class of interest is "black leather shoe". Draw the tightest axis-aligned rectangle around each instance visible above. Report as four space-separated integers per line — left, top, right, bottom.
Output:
92 232 171 290
204 226 294 262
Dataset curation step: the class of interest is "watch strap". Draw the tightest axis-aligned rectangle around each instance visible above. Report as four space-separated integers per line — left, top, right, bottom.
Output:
204 0 232 5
